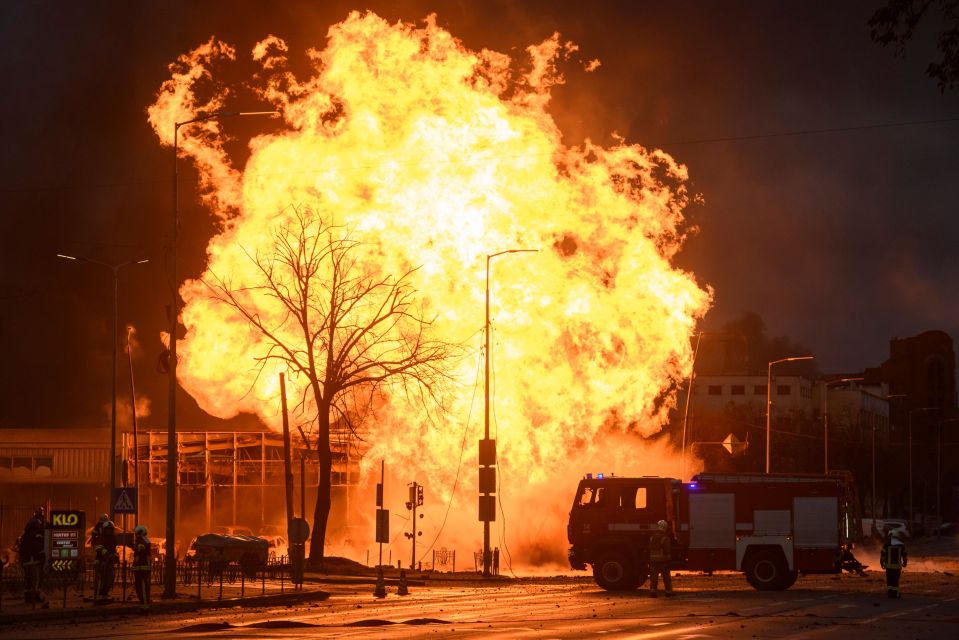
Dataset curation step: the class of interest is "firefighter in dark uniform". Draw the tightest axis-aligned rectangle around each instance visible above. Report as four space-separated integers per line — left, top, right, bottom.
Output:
94 520 118 604
91 513 109 543
132 525 151 611
880 528 908 598
647 519 676 597
19 512 46 604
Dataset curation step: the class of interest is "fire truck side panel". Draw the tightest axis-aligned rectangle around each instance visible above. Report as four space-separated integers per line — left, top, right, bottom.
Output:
688 493 735 549
683 492 737 570
793 497 839 548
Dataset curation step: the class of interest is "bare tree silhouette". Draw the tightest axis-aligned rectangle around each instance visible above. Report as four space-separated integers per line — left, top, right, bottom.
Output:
204 207 455 564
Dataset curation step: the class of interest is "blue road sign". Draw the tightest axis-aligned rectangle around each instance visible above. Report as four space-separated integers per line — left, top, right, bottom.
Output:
112 487 138 514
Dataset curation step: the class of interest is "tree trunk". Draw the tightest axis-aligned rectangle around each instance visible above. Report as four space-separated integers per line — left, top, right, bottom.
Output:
308 403 332 568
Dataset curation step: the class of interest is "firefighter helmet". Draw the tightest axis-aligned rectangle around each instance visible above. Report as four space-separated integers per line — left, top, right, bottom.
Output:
134 525 148 537
657 520 668 531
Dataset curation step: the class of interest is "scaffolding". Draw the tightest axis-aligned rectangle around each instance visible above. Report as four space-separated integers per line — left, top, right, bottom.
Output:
121 430 364 538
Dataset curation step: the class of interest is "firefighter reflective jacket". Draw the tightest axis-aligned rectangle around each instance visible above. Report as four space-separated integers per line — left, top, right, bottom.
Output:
132 537 151 571
880 542 907 570
649 531 671 563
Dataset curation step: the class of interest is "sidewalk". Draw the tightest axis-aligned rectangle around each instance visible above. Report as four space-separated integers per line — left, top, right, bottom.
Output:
0 577 329 625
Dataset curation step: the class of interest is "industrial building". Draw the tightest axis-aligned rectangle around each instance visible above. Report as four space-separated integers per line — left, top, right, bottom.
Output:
0 426 361 554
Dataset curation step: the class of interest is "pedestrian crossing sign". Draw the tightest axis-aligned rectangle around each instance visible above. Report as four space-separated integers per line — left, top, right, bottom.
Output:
112 487 138 514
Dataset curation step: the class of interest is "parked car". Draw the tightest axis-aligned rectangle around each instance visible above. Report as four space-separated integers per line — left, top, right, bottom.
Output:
211 525 255 537
260 535 289 561
189 533 269 578
150 537 180 561
871 518 910 540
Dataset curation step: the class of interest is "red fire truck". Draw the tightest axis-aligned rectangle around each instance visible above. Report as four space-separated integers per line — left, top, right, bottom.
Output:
567 472 862 591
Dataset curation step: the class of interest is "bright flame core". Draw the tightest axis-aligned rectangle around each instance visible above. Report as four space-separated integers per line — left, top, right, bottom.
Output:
149 12 711 566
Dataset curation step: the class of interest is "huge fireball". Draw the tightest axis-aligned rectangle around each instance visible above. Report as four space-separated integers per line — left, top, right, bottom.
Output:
148 11 711 567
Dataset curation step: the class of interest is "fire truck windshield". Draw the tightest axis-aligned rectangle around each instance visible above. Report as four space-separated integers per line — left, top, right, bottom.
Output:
576 485 606 507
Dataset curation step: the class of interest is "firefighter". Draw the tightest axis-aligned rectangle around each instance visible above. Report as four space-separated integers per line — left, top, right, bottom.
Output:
90 513 109 546
647 520 676 597
131 525 151 611
94 520 118 604
880 529 908 599
18 514 46 604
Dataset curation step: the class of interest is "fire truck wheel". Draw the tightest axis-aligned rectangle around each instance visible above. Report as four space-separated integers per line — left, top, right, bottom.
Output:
744 549 790 591
593 552 638 591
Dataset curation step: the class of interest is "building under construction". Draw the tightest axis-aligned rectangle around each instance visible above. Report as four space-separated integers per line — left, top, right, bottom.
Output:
123 429 363 543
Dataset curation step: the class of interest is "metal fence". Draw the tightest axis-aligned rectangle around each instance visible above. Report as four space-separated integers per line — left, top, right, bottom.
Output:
0 555 299 609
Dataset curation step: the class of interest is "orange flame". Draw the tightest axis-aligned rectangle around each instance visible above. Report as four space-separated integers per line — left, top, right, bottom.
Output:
149 11 711 567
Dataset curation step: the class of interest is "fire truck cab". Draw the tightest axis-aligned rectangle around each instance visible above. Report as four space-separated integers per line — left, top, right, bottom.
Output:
568 472 860 591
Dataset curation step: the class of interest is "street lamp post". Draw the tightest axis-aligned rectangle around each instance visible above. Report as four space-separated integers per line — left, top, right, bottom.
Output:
908 407 938 534
822 377 863 474
765 355 814 473
56 254 149 518
481 249 536 577
680 332 703 482
166 109 277 598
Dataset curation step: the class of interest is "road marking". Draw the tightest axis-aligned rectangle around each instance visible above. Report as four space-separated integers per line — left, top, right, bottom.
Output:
859 602 940 625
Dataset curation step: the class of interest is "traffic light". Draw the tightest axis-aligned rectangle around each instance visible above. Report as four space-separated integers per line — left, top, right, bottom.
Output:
417 484 424 506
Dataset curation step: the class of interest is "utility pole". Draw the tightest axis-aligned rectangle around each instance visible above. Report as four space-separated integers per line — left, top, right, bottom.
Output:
280 373 294 530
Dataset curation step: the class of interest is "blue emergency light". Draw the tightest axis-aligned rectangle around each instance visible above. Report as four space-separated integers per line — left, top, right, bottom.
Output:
597 473 605 479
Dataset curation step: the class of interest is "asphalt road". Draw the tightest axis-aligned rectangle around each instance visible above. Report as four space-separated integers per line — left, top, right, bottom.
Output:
4 571 957 639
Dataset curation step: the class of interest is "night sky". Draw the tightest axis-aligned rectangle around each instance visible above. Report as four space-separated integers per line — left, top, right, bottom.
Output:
1 1 957 430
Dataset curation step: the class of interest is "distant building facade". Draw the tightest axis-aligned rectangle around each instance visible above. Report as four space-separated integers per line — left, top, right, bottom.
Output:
677 328 956 523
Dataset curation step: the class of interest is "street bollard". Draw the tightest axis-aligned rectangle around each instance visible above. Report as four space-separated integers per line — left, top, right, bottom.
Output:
373 568 387 598
218 566 223 601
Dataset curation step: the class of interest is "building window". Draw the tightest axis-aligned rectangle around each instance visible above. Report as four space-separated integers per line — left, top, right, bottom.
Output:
754 385 767 395
34 456 53 476
731 385 745 395
708 385 722 395
776 385 791 395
